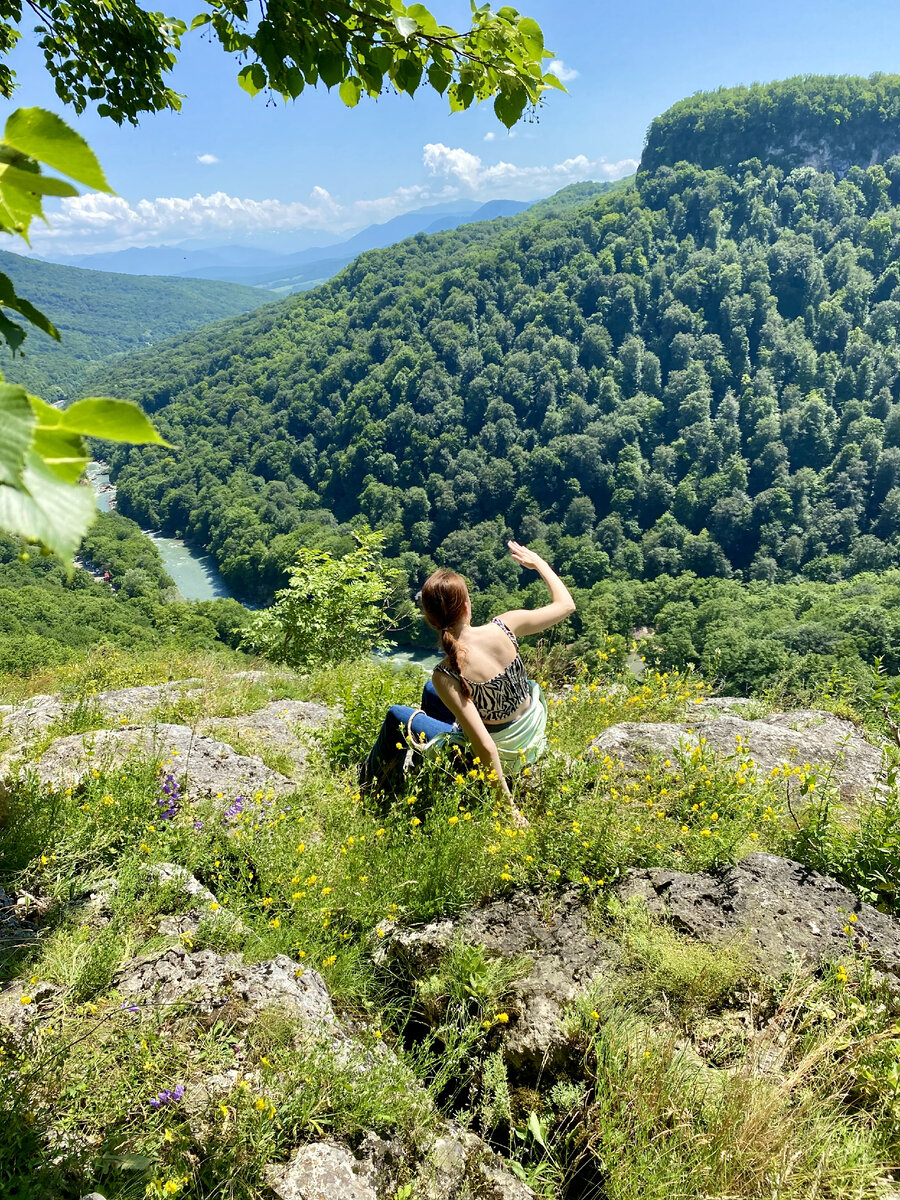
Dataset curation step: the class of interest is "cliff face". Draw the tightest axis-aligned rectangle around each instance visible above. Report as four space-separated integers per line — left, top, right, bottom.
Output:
640 73 900 177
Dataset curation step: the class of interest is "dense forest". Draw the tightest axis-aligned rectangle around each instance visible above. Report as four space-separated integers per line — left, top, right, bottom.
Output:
100 101 900 606
0 515 245 676
0 250 270 403
641 73 900 177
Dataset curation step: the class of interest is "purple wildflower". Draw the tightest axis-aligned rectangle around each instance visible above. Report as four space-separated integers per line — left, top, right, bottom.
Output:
149 1083 185 1109
193 819 204 832
222 796 246 822
120 1003 140 1014
157 772 181 821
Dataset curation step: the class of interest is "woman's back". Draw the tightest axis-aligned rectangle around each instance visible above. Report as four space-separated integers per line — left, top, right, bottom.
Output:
435 617 530 724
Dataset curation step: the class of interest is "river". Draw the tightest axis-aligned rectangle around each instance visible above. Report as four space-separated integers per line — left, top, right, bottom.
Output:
85 462 437 669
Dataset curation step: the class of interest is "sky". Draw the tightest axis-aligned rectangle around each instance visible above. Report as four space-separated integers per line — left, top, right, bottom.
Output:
13 0 900 256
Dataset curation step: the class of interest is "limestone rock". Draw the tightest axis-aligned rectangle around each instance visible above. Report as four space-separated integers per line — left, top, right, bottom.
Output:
379 890 619 1077
115 946 335 1026
0 883 38 945
266 1129 534 1200
591 709 885 802
146 862 246 939
200 699 333 776
28 723 293 800
619 852 900 987
266 1142 378 1200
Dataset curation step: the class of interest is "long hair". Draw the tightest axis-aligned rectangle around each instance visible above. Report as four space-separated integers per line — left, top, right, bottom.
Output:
420 568 472 701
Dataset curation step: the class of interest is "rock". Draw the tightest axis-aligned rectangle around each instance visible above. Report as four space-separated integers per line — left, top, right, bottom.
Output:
145 862 247 939
27 723 293 800
0 979 59 1031
0 671 306 749
200 699 334 777
619 853 900 988
378 890 620 1077
591 709 885 803
115 947 335 1026
266 1142 379 1200
0 884 38 944
266 1128 534 1200
414 1125 534 1200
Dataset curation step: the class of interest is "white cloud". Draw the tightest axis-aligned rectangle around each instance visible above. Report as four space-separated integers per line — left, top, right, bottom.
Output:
196 153 220 165
29 145 637 254
423 143 637 194
483 130 496 142
547 59 579 83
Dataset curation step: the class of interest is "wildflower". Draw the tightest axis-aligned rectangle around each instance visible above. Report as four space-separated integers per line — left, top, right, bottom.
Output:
323 954 337 967
254 1097 267 1111
448 815 459 825
20 994 32 1005
590 1010 600 1020
495 1012 509 1024
149 1084 185 1109
410 817 421 827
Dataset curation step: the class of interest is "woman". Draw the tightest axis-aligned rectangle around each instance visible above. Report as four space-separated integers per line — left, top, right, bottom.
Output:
360 541 575 816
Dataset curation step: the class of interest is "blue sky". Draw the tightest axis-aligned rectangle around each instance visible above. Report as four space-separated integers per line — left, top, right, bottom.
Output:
14 0 900 254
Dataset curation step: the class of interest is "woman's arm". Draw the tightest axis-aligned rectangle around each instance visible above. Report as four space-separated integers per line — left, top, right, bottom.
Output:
431 669 511 800
498 541 576 638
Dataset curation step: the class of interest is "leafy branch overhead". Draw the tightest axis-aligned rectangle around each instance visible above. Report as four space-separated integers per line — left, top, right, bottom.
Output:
0 109 168 559
16 1 560 128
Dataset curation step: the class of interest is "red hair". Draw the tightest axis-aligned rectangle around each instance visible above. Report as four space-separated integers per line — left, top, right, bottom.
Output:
420 569 472 700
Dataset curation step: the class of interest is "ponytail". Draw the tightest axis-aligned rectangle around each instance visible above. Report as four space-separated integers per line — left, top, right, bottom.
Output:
441 627 472 702
420 568 472 701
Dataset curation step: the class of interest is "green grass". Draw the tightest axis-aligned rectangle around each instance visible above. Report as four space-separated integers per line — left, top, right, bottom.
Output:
1 648 900 1198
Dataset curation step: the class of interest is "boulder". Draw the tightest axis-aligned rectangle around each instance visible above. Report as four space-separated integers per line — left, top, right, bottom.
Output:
200 699 333 777
266 1142 379 1200
115 947 335 1026
378 889 620 1076
619 852 900 988
266 1127 534 1200
26 723 293 800
591 709 885 802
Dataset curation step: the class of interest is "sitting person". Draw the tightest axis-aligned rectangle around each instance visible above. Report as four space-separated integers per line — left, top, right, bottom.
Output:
359 541 575 819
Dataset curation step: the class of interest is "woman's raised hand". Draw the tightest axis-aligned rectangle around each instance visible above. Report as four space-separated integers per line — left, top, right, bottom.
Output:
508 540 545 571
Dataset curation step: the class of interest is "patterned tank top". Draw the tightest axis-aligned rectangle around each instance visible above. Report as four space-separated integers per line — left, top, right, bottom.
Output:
435 617 531 722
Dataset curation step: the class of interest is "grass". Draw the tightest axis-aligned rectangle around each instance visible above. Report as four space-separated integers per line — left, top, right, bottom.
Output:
1 646 899 1198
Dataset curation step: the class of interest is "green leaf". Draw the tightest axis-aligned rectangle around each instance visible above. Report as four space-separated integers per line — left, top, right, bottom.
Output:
516 16 544 57
0 272 59 340
393 56 423 96
0 310 25 353
339 76 362 108
238 63 267 96
0 449 97 561
0 382 35 487
318 51 345 88
189 12 211 29
527 1110 548 1150
0 163 79 198
427 62 452 94
31 423 89 483
38 396 172 446
542 71 567 92
393 14 418 38
4 109 111 192
494 84 526 128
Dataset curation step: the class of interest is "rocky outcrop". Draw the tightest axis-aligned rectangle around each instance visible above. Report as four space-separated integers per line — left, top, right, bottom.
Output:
200 699 333 777
115 946 335 1026
591 708 885 802
377 889 621 1077
25 723 294 800
619 853 900 988
266 1126 534 1200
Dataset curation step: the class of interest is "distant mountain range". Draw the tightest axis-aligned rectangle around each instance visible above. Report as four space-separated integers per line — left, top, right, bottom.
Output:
41 199 533 294
0 250 270 403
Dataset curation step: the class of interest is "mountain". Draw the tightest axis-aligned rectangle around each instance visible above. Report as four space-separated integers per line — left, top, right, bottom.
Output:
0 250 272 403
641 73 900 177
91 87 900 634
40 200 538 294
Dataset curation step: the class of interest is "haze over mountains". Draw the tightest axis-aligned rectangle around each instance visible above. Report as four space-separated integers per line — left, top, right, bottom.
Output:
41 198 533 294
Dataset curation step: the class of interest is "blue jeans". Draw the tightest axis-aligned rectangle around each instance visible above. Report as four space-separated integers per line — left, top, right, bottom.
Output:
360 680 458 795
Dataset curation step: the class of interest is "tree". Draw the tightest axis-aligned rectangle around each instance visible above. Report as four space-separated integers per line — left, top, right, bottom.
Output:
242 530 398 668
0 2 558 558
10 1 561 129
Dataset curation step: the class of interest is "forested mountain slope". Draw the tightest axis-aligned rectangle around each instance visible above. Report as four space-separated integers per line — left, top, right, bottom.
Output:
641 73 900 177
0 251 271 403
100 125 900 617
